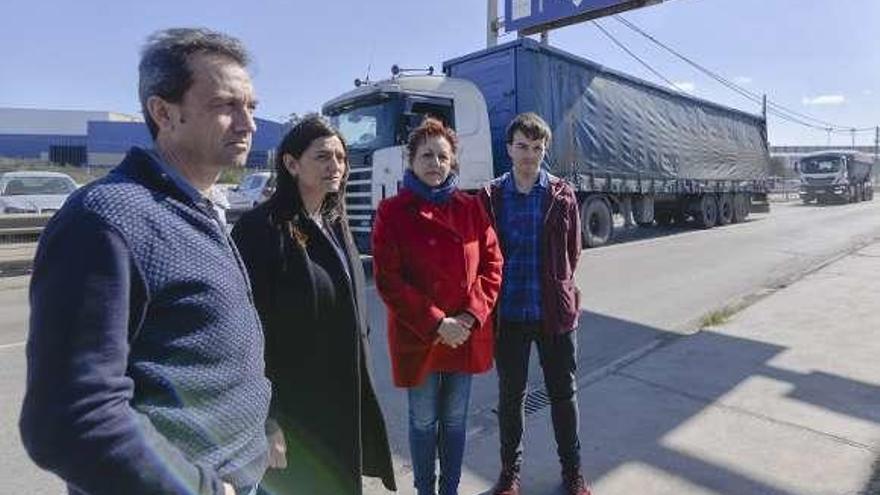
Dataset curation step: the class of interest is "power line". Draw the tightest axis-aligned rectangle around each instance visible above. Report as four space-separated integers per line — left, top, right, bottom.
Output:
613 15 835 129
594 19 823 130
592 20 817 128
592 20 678 89
612 15 875 134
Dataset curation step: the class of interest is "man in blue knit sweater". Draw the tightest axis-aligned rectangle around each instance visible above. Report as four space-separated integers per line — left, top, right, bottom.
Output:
20 28 271 495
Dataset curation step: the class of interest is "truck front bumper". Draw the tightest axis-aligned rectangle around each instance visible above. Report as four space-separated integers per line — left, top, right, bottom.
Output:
800 185 847 197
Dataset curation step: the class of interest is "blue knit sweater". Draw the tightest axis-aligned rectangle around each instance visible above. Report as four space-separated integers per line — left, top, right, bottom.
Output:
20 147 271 495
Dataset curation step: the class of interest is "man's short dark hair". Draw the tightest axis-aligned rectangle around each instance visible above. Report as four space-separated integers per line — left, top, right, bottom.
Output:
139 28 251 140
506 112 552 145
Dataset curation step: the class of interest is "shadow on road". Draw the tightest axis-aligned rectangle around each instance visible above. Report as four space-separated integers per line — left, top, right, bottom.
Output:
453 312 880 495
863 455 880 495
603 216 763 248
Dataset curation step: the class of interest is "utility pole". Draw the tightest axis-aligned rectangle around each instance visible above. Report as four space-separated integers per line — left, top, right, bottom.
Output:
761 94 767 123
487 0 499 48
540 31 550 45
851 128 856 150
761 95 768 146
875 126 879 163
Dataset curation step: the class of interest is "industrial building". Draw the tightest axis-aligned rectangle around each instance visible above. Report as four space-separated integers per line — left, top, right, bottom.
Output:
0 107 283 168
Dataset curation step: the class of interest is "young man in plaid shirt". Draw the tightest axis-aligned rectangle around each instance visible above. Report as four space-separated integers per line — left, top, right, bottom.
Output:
481 113 590 495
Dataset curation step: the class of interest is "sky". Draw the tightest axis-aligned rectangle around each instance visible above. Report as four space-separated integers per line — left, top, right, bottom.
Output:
1 0 878 147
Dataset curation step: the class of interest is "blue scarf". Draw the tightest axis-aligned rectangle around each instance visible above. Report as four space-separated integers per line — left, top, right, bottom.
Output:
403 168 459 204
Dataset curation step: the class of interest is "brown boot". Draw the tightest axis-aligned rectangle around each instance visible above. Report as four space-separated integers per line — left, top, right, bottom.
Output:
491 466 521 495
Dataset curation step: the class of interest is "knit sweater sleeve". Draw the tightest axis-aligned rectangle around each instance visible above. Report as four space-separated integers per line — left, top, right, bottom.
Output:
20 207 224 495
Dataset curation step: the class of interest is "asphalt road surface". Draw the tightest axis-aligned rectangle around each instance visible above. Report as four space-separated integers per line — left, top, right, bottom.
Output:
3 200 880 493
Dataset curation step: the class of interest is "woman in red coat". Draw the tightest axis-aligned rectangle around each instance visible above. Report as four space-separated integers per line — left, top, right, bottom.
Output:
372 117 503 495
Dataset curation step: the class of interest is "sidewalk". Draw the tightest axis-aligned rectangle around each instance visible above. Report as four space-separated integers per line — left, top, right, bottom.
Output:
375 242 880 494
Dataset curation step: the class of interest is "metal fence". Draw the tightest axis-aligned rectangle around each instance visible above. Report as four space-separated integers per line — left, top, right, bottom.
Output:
0 214 51 244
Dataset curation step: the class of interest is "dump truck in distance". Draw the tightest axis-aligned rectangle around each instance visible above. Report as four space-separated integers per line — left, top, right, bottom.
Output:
796 150 874 204
323 38 771 252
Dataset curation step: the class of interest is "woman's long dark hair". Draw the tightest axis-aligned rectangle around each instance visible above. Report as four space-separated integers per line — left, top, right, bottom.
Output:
268 113 350 248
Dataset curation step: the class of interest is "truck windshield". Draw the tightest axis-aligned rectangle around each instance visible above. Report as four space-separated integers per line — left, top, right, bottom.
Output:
800 158 841 174
327 101 399 151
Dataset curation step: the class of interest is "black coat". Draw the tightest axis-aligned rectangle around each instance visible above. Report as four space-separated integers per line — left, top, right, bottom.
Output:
232 201 396 494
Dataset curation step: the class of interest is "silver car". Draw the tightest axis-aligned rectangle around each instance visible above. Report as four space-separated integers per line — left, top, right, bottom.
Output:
0 171 79 214
226 171 274 211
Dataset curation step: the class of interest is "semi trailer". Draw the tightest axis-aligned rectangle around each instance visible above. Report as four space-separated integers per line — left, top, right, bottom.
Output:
323 38 771 252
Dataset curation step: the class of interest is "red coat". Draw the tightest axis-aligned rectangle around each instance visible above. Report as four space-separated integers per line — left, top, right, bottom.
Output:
372 189 503 388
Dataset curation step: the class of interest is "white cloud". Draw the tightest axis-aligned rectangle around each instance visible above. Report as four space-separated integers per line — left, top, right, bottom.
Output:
734 76 753 85
801 94 846 106
671 81 695 93
863 89 874 96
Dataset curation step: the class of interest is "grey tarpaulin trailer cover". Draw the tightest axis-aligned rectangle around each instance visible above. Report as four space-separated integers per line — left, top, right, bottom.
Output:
444 38 770 245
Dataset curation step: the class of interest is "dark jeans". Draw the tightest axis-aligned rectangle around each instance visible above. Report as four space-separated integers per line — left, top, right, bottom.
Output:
496 321 581 473
408 371 473 495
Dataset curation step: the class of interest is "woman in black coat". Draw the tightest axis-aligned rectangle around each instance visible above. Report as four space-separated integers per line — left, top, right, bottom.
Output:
232 115 396 495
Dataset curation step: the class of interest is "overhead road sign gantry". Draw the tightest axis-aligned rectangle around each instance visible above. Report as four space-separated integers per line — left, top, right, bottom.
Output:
505 0 664 36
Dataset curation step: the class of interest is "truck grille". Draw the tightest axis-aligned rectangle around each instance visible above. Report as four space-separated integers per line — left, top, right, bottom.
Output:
346 163 373 253
804 177 835 186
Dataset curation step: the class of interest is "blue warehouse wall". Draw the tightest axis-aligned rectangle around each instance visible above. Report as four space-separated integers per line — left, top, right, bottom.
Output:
0 134 86 159
1 115 283 167
87 121 152 153
249 117 283 168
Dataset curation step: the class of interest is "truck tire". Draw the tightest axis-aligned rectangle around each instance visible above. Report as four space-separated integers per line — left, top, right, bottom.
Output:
582 198 614 248
717 194 734 225
694 194 718 229
731 194 746 223
655 209 673 226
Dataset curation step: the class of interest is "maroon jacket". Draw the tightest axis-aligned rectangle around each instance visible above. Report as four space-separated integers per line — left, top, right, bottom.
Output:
480 173 582 334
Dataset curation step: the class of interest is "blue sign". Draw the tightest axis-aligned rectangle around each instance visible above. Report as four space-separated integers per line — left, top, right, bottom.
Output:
505 0 662 35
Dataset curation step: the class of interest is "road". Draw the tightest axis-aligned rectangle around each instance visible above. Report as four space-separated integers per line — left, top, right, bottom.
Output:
2 200 880 493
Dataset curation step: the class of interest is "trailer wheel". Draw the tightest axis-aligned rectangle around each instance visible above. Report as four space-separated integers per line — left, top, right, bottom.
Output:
695 194 718 228
582 198 614 248
731 194 746 223
717 195 734 225
743 194 753 219
655 210 673 226
674 210 688 224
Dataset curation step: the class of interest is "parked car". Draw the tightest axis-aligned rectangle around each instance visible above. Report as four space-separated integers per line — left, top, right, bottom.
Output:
0 171 78 214
226 171 274 212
